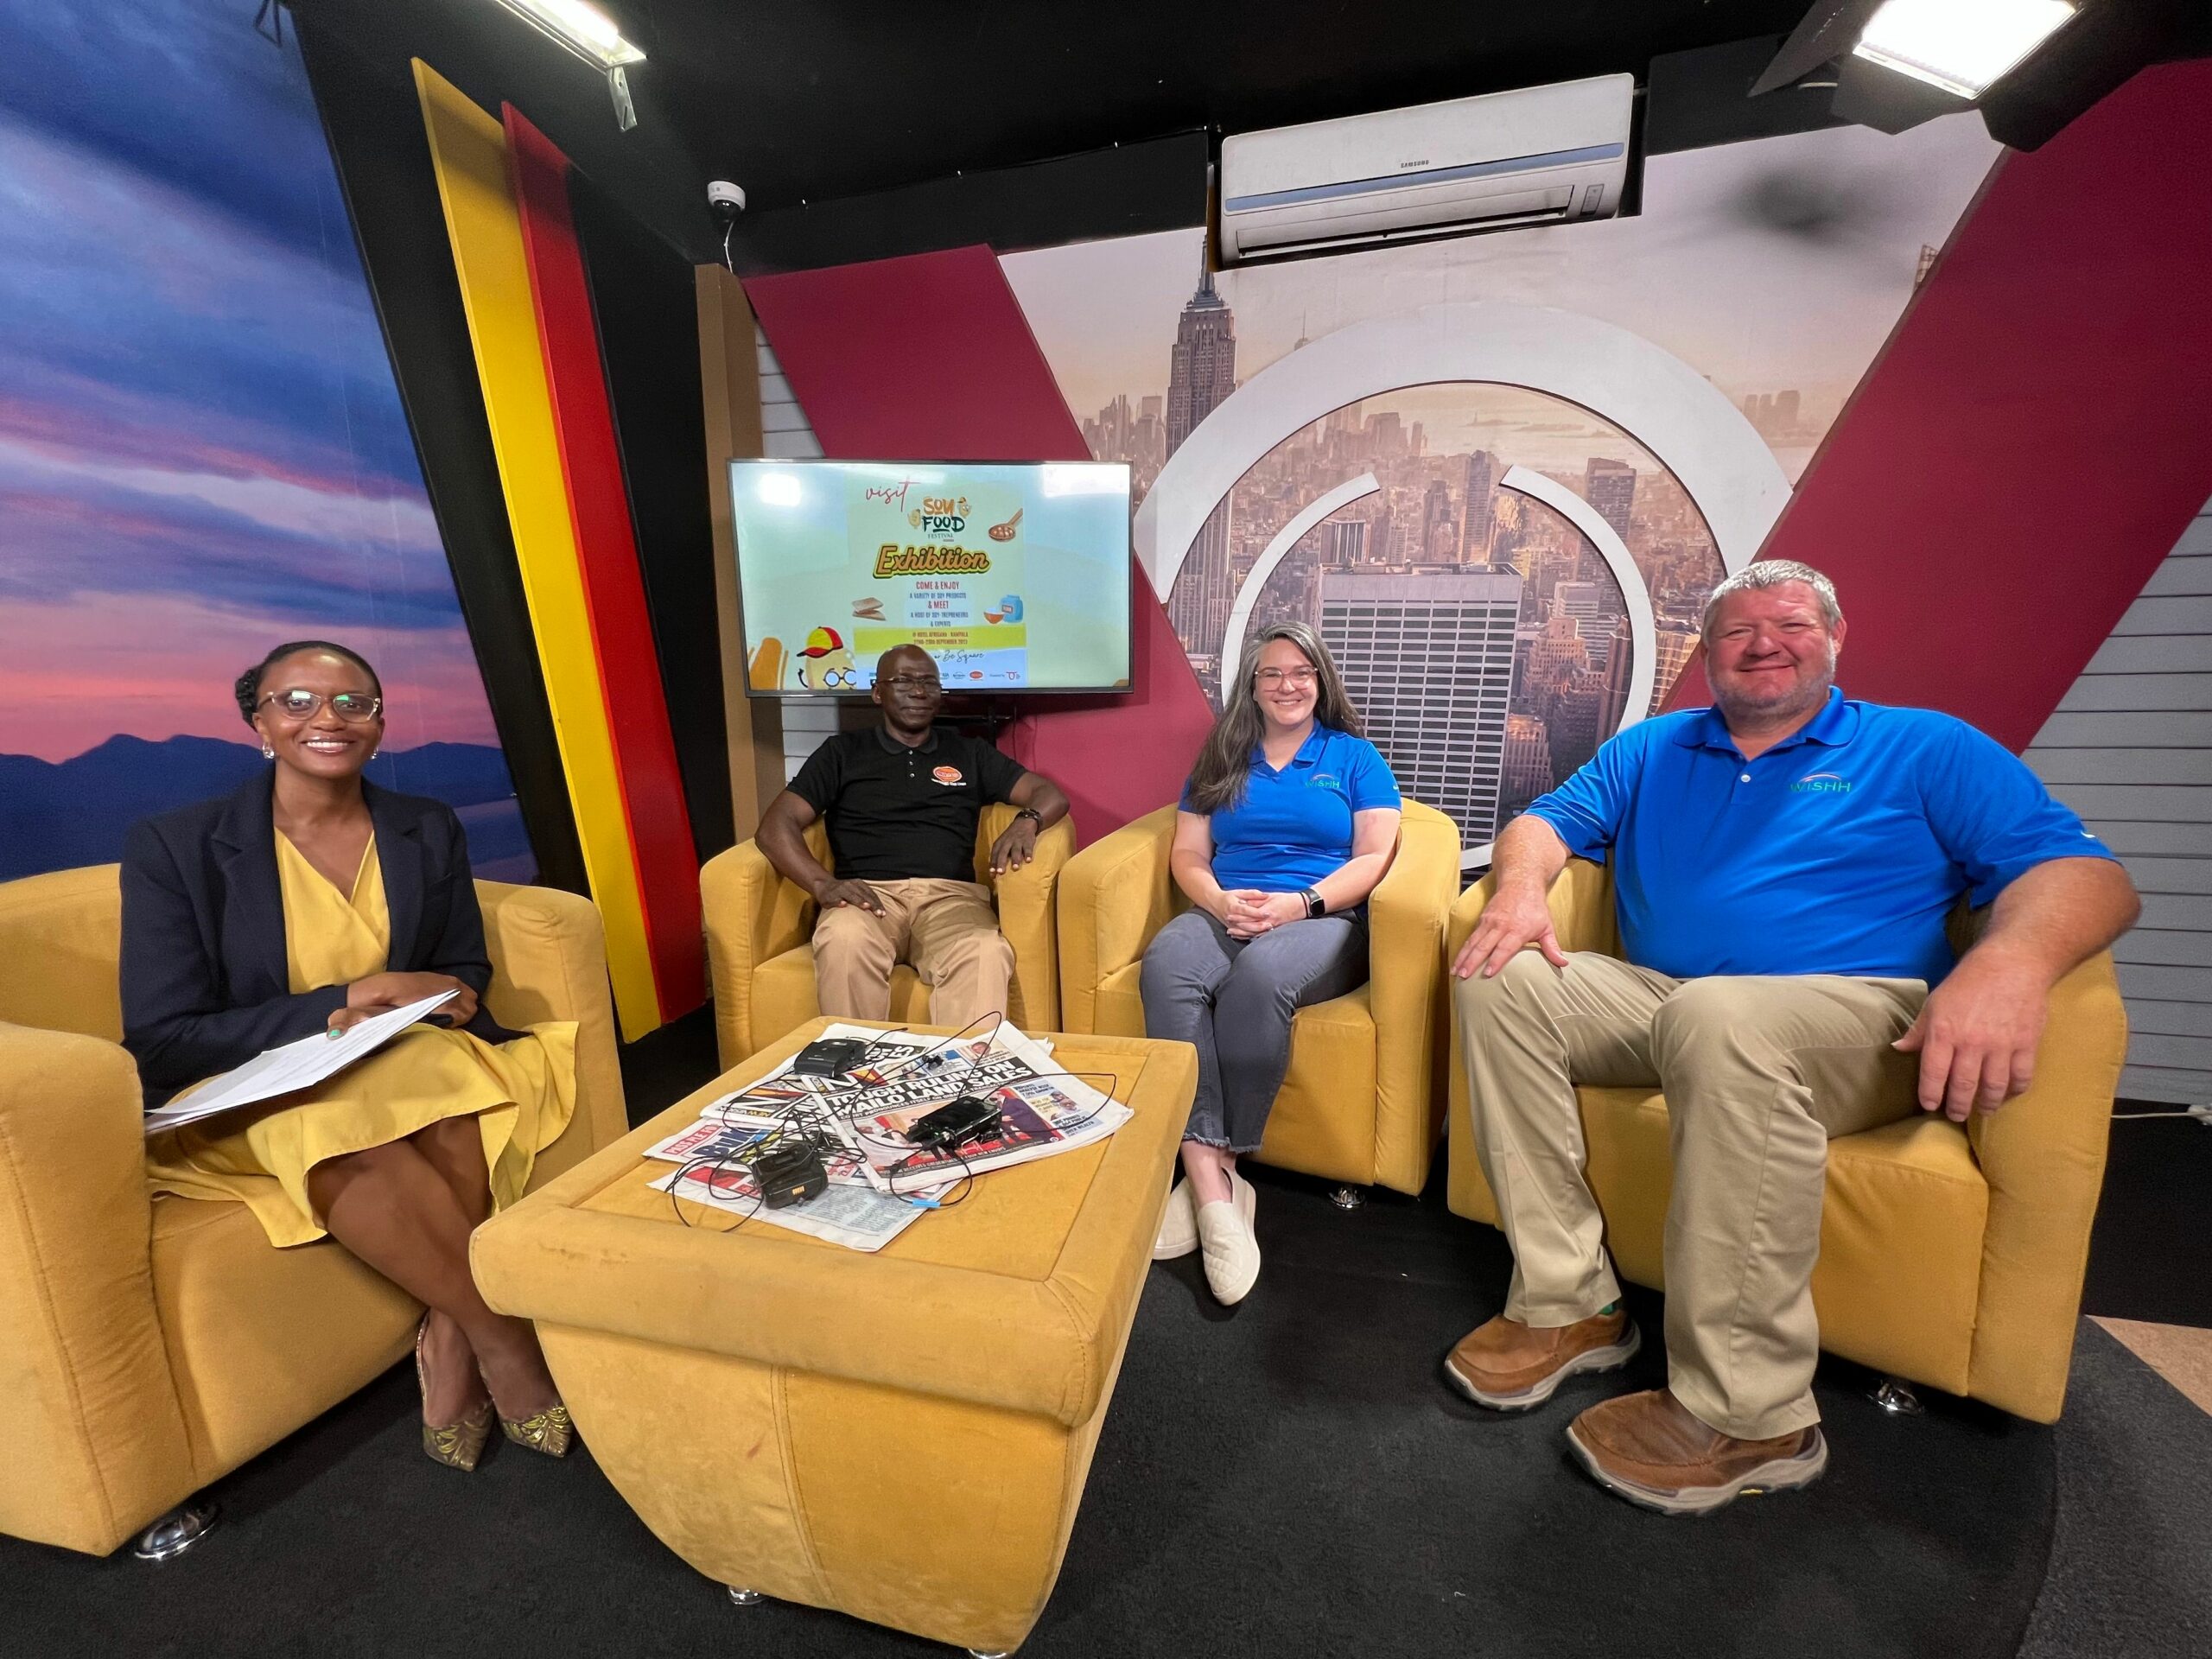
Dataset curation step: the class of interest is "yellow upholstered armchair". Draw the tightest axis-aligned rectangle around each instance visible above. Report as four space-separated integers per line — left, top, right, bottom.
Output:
1056 799 1461 1198
701 804 1074 1068
1445 858 2126 1423
0 864 626 1558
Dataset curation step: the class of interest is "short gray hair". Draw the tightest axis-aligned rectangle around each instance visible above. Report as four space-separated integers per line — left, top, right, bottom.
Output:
1700 559 1843 637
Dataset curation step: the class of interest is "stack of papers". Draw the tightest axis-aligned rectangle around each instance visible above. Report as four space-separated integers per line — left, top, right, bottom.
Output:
143 989 460 1136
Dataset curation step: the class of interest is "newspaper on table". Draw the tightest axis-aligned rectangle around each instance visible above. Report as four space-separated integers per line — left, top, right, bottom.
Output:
645 1021 1128 1245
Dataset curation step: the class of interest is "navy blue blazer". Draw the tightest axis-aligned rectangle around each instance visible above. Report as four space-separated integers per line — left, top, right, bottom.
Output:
120 772 519 1109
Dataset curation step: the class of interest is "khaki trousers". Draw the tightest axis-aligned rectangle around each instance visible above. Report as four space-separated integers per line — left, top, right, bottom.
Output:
811 878 1015 1036
1454 951 1926 1438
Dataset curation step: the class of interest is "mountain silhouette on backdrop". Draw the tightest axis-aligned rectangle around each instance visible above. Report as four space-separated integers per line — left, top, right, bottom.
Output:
0 735 531 881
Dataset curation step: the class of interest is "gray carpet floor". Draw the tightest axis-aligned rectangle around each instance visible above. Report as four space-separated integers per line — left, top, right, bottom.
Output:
2018 1319 2212 1658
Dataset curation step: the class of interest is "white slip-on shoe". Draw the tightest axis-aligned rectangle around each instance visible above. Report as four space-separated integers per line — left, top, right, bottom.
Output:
1197 1176 1261 1305
1153 1180 1198 1261
1154 1168 1255 1262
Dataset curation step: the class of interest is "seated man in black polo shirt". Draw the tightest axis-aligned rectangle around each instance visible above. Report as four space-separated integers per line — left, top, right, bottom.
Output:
756 644 1071 1034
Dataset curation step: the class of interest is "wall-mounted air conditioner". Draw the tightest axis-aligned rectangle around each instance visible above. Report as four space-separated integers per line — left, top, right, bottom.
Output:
1217 74 1636 264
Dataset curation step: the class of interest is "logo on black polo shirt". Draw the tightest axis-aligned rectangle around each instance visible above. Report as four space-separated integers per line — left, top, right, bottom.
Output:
931 766 964 787
1792 771 1852 794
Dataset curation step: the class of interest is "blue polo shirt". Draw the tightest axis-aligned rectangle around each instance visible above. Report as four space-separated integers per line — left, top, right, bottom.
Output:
1524 688 2116 984
1184 724 1402 893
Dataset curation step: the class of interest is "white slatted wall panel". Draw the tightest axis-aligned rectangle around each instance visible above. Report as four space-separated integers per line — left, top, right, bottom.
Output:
757 325 823 462
2024 493 2212 1104
753 326 842 779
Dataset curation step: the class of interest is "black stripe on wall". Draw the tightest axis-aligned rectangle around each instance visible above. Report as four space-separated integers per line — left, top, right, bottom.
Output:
296 16 588 896
568 168 736 860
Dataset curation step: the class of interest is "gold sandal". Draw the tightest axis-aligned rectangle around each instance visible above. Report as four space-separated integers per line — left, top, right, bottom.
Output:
415 1316 493 1471
499 1402 575 1459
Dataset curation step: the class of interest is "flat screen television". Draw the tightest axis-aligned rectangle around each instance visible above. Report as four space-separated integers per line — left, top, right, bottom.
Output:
730 459 1133 697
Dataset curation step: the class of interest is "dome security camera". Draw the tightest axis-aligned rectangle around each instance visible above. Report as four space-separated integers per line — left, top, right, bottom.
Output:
708 181 747 220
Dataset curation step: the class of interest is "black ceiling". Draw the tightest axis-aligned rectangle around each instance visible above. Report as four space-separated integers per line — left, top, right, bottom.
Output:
299 0 1821 261
620 0 1817 210
294 0 2212 267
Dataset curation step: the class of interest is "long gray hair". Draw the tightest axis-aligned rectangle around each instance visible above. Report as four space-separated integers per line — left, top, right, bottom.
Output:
1185 620 1363 814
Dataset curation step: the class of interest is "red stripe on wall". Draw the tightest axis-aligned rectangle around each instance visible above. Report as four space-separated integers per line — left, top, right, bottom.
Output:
505 105 703 1016
744 245 1217 842
1669 60 2212 748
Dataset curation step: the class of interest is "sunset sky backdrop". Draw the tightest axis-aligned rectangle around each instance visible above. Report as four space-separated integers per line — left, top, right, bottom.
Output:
0 0 502 763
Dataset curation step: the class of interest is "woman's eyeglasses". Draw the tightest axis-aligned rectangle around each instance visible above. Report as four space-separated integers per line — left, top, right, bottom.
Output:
260 690 383 723
1254 666 1318 688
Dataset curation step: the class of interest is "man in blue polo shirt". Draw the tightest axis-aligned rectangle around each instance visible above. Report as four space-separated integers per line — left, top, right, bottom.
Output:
1445 559 2138 1516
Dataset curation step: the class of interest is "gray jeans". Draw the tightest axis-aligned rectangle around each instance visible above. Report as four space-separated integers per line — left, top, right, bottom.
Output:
1138 907 1369 1153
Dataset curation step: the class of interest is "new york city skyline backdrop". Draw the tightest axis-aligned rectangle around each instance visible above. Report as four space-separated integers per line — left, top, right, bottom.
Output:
1004 115 1999 853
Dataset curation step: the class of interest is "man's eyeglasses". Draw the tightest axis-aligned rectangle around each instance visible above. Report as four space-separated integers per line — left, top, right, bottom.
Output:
880 674 942 691
1254 666 1318 689
260 690 382 723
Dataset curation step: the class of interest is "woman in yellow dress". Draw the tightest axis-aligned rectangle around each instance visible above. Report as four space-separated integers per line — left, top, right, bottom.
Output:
121 641 577 1471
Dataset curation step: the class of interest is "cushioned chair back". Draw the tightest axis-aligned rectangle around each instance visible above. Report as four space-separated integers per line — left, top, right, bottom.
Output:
0 864 124 1041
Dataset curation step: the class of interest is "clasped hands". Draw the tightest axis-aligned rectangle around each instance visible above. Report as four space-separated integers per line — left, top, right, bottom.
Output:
1214 888 1305 941
1453 884 2053 1123
327 970 479 1034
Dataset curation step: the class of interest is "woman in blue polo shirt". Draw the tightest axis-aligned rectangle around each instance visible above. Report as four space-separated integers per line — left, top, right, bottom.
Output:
1141 620 1402 1304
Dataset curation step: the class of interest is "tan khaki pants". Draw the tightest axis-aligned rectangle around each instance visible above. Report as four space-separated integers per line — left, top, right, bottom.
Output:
1454 951 1926 1438
811 878 1015 1035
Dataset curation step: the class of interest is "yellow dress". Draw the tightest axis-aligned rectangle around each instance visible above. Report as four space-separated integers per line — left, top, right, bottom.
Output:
145 830 578 1248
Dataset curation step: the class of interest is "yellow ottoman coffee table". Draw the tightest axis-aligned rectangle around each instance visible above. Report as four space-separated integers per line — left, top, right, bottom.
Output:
471 1018 1195 1656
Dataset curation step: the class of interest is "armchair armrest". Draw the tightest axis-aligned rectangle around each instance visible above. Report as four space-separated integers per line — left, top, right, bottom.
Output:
476 881 628 1177
701 840 817 1067
1963 951 2126 1422
1056 806 1182 1035
976 804 1076 1032
0 1024 195 1555
1366 802 1462 1192
1446 854 1619 964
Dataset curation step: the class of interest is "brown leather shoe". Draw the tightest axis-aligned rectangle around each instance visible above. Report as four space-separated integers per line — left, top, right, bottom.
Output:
1566 1389 1827 1516
1442 1307 1640 1411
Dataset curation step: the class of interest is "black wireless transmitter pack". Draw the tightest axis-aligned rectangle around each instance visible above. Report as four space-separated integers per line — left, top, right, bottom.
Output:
791 1036 872 1078
906 1094 1002 1149
752 1141 830 1208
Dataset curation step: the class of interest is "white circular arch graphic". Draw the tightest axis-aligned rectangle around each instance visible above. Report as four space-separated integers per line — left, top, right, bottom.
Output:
1134 301 1789 866
1135 301 1787 594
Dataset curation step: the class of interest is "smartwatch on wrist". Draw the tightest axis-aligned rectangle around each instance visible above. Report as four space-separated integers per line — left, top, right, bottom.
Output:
1300 887 1325 919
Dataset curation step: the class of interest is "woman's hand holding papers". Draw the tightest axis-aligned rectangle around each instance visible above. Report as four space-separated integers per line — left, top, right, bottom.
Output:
330 971 479 1033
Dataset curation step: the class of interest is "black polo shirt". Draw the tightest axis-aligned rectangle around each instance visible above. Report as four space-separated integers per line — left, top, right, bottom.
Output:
787 725 1027 882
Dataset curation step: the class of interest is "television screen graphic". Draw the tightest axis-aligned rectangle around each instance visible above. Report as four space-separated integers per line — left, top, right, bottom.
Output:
732 461 1132 696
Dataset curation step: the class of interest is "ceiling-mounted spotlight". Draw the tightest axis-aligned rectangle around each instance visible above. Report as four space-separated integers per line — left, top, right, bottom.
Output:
1851 0 2078 99
1757 0 2190 149
486 0 645 131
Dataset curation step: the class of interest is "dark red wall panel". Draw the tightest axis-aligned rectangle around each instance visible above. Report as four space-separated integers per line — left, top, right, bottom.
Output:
1669 60 2212 748
745 245 1217 842
505 105 703 1015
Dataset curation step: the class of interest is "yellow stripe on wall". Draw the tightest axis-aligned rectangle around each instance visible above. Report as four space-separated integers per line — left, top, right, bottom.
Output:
413 61 660 1040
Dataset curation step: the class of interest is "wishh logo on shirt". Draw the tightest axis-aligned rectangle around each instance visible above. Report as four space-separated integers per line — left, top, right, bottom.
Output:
1792 772 1853 794
931 766 964 787
1307 772 1342 791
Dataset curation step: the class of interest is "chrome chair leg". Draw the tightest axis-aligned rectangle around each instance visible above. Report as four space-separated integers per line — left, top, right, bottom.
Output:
727 1586 764 1607
1330 1185 1366 1211
1871 1376 1923 1415
133 1500 217 1563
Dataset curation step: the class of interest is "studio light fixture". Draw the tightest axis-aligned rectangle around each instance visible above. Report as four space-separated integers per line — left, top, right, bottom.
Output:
1850 0 2078 100
486 0 646 130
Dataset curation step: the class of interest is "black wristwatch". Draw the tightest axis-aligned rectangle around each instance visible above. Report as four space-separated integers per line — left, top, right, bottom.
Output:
1300 887 1325 919
1012 807 1042 828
